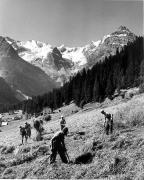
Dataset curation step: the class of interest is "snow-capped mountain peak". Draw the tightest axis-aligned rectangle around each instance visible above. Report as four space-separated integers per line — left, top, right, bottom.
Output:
101 34 111 43
62 46 87 66
91 40 101 47
16 40 53 62
5 26 136 85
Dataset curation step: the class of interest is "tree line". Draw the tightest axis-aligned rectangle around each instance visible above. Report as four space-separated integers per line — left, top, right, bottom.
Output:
1 36 143 114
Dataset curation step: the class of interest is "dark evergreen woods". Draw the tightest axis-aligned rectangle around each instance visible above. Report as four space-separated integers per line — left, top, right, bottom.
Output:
1 37 143 114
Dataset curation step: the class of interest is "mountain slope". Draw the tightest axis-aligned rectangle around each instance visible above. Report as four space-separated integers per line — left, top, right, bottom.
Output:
0 37 57 102
83 26 136 66
0 77 19 105
1 92 144 179
5 26 136 85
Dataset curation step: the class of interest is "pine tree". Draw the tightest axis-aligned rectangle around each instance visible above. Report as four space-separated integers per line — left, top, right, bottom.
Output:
93 77 100 102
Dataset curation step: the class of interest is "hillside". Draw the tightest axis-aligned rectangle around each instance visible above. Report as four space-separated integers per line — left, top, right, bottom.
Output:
16 36 143 115
0 91 144 179
0 77 19 105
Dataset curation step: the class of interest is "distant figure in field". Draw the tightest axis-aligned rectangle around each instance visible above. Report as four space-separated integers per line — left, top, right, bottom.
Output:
33 120 44 141
25 122 31 138
50 127 69 164
19 126 28 144
101 110 113 135
60 115 66 130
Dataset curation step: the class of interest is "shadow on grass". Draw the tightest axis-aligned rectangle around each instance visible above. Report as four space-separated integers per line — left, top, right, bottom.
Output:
74 152 94 164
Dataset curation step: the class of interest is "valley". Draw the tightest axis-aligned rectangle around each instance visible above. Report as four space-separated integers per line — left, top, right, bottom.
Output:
0 0 143 179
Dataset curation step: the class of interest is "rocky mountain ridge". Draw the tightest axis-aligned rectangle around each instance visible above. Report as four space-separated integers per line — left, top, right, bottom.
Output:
0 26 137 104
5 26 136 85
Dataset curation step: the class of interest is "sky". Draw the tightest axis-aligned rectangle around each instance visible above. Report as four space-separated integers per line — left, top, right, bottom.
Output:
0 0 143 47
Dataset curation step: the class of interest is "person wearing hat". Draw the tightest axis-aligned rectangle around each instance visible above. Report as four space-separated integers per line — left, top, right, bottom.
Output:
60 115 66 130
50 127 69 164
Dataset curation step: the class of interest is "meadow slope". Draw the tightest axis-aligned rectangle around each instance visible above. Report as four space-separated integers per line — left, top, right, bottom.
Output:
1 93 144 179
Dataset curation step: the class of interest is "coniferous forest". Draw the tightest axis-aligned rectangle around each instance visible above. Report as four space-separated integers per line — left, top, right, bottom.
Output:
1 36 143 114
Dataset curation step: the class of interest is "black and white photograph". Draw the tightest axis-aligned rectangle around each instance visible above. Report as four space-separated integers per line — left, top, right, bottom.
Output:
0 0 143 179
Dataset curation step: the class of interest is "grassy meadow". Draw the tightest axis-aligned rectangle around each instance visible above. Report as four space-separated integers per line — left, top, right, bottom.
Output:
0 92 144 179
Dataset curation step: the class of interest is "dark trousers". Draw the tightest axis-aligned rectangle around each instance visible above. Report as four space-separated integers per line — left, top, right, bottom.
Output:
27 129 31 138
22 134 28 144
110 122 113 134
105 124 110 135
50 146 68 164
105 123 113 135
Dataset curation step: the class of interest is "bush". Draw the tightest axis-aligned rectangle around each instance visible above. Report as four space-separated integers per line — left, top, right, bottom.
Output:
129 93 134 98
36 133 43 141
44 115 51 122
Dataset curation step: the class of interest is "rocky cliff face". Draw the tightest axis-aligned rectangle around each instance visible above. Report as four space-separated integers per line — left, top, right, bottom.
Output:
83 26 136 66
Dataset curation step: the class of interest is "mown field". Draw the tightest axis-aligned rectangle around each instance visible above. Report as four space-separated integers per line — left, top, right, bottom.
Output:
1 92 144 179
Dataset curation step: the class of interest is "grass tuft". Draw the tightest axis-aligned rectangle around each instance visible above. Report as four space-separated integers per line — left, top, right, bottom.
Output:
1 146 15 154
